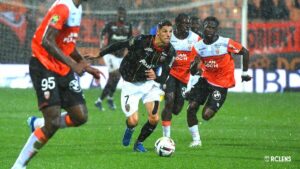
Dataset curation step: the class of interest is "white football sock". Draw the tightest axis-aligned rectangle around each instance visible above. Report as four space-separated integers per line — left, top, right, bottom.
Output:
33 118 44 129
12 133 41 168
189 125 201 141
162 125 171 138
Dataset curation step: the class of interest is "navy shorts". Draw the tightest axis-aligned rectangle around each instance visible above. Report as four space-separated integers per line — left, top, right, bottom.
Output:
189 77 227 112
29 57 85 110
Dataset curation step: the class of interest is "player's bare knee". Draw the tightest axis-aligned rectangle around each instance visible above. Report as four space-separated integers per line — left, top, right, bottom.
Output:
72 111 88 126
202 113 210 121
149 118 159 125
127 116 138 126
149 114 159 125
202 109 215 121
76 114 88 126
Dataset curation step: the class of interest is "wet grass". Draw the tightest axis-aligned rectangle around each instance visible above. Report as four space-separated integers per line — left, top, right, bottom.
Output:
1 88 299 169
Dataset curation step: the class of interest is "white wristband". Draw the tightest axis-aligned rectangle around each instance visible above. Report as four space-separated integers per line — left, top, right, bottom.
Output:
242 71 248 76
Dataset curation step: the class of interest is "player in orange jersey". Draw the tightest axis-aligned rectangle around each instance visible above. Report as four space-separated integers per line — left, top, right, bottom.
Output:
11 0 102 168
187 16 251 147
161 13 201 144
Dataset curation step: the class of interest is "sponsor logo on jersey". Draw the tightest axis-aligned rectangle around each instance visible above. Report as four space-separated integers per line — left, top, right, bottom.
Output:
139 59 154 69
111 34 127 41
50 15 60 25
144 47 153 52
63 33 78 43
175 53 188 61
204 60 218 68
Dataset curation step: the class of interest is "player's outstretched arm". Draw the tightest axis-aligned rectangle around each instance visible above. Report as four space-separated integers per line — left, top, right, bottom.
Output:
42 26 77 67
70 48 105 79
96 40 130 59
238 47 252 82
42 26 88 75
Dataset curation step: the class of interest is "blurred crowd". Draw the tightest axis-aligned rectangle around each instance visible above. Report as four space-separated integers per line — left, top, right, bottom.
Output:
1 0 300 64
248 0 300 21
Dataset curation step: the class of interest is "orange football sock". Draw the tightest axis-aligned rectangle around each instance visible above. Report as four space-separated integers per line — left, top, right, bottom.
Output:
34 128 48 143
162 121 171 126
65 115 75 127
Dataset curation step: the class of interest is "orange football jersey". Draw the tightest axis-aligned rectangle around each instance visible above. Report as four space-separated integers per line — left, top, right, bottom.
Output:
192 36 243 88
170 31 201 84
31 0 82 76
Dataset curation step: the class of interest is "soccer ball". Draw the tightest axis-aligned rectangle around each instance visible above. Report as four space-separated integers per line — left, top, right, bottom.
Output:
154 137 175 157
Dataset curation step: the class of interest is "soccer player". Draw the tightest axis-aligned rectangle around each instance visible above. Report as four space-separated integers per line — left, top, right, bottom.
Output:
92 20 176 152
94 7 132 111
187 16 251 147
161 13 201 146
190 16 203 38
11 0 102 168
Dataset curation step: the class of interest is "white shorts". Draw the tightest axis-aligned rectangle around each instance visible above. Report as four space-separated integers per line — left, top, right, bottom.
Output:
103 54 123 72
121 80 164 117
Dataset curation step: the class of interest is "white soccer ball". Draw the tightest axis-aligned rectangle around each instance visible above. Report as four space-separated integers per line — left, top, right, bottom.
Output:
154 137 175 157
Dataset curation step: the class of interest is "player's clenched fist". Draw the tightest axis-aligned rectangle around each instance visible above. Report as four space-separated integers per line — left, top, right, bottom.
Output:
241 71 252 82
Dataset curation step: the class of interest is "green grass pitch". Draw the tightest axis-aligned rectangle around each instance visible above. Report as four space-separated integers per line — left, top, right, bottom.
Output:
1 88 299 169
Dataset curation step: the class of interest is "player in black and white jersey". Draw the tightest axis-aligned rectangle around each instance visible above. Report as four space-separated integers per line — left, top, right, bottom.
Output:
95 7 132 111
91 20 176 152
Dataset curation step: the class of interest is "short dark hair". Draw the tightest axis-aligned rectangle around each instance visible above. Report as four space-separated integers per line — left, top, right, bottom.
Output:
190 16 200 22
175 13 189 24
157 20 172 29
203 16 219 27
